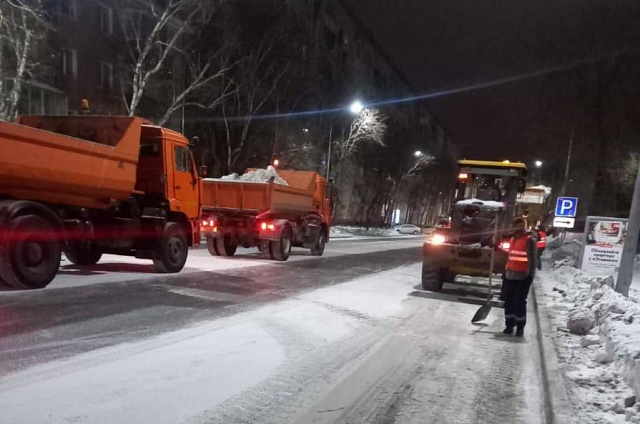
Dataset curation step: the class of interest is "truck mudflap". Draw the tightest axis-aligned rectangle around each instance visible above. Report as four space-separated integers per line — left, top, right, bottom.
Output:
423 242 507 278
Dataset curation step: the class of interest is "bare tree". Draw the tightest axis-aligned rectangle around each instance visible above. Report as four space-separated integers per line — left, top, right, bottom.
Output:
216 39 290 172
0 0 44 121
116 0 228 122
337 108 387 161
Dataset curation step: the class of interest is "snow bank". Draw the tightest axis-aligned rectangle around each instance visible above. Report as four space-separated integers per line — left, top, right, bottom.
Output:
214 166 289 185
455 198 505 208
538 263 640 423
330 225 401 238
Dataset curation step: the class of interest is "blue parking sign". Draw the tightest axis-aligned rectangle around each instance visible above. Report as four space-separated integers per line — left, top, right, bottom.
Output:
555 197 578 218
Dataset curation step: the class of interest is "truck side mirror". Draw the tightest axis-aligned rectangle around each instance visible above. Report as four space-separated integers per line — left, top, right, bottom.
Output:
199 165 208 178
517 178 526 193
191 136 200 147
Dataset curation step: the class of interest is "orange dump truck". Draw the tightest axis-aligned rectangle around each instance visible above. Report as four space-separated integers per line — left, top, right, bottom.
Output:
0 116 201 289
200 170 331 261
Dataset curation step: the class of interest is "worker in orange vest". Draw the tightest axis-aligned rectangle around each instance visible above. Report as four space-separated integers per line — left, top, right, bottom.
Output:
535 225 547 270
503 217 537 337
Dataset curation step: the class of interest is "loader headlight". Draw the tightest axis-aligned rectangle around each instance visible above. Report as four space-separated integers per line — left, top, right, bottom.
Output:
431 234 446 244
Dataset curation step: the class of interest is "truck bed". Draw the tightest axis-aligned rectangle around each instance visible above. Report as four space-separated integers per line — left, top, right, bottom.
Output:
201 179 314 216
0 116 144 209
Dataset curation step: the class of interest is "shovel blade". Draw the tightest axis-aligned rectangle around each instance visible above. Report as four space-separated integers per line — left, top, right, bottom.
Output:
471 303 492 323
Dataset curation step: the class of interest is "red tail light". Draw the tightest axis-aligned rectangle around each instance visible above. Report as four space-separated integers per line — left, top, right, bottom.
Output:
260 222 276 231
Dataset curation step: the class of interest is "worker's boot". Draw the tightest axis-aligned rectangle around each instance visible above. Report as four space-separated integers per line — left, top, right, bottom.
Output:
515 324 525 337
502 326 514 335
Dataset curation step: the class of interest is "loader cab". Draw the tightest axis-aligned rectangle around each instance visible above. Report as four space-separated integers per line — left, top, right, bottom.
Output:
136 125 200 220
455 160 527 206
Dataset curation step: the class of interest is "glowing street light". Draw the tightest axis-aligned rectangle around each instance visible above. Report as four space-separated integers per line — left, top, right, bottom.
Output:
349 100 364 115
535 160 543 168
272 159 280 167
414 150 423 157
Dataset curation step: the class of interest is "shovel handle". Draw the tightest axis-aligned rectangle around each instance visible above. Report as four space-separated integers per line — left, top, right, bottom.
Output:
487 215 499 302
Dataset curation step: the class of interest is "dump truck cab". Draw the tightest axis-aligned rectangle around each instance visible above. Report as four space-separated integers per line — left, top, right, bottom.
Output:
422 160 527 291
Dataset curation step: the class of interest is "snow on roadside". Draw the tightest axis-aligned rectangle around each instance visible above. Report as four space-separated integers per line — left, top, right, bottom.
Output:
215 165 289 185
330 225 405 238
537 263 640 423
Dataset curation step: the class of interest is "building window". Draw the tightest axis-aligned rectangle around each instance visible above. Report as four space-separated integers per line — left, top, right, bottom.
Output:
99 4 113 35
99 62 113 91
123 9 145 39
61 0 77 18
62 49 78 79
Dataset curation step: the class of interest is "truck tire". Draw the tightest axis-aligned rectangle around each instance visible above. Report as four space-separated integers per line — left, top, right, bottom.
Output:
215 236 237 257
153 222 188 273
421 262 444 292
270 226 292 261
310 231 326 256
206 236 220 256
65 246 102 266
0 214 61 289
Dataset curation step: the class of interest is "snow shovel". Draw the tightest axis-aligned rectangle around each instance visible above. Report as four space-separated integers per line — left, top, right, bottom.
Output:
472 215 499 323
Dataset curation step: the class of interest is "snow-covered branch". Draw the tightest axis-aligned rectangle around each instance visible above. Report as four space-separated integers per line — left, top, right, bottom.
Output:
339 108 387 160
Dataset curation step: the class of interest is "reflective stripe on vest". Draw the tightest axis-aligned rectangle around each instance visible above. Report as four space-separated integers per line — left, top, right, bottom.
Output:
537 230 547 248
506 236 530 272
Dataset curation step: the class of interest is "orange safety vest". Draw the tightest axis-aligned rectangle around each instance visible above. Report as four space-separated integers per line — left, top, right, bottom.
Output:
537 230 547 249
505 235 530 272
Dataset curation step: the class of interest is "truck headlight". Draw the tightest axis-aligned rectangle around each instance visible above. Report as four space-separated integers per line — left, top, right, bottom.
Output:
431 234 446 244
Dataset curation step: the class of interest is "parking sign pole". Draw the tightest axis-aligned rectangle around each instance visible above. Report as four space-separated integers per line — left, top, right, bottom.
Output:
616 164 640 296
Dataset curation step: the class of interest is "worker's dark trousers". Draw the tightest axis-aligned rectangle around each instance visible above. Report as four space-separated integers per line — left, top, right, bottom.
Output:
537 248 544 270
503 276 533 329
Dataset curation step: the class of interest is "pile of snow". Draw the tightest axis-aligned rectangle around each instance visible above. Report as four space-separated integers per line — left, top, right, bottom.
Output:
218 166 288 185
455 198 505 208
538 263 640 423
330 226 400 238
550 239 584 267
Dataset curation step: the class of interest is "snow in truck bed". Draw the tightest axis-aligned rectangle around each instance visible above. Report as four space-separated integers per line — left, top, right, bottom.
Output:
205 166 289 185
455 198 505 208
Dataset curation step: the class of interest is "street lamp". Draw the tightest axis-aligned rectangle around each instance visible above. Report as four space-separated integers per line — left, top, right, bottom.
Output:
272 159 280 167
349 100 364 115
414 150 423 157
535 160 543 168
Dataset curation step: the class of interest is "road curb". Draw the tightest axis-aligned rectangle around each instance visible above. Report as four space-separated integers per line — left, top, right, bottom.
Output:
532 280 575 424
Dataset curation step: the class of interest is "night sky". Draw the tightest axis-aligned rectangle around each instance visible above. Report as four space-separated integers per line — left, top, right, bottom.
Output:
345 0 640 164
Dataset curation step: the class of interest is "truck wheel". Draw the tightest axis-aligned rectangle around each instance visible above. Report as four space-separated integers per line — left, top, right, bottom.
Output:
215 236 237 256
153 222 188 273
270 226 292 261
421 262 444 292
0 215 61 289
65 246 102 266
310 232 326 256
206 236 220 256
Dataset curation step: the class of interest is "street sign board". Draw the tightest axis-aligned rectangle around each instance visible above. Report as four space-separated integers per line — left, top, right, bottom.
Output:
579 216 629 277
553 217 575 228
555 197 578 218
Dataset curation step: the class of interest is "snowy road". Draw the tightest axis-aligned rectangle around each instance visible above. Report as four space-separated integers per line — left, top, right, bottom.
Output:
0 237 546 424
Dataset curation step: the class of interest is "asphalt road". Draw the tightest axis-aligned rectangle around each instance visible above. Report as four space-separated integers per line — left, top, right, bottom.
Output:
0 237 424 376
0 236 546 424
